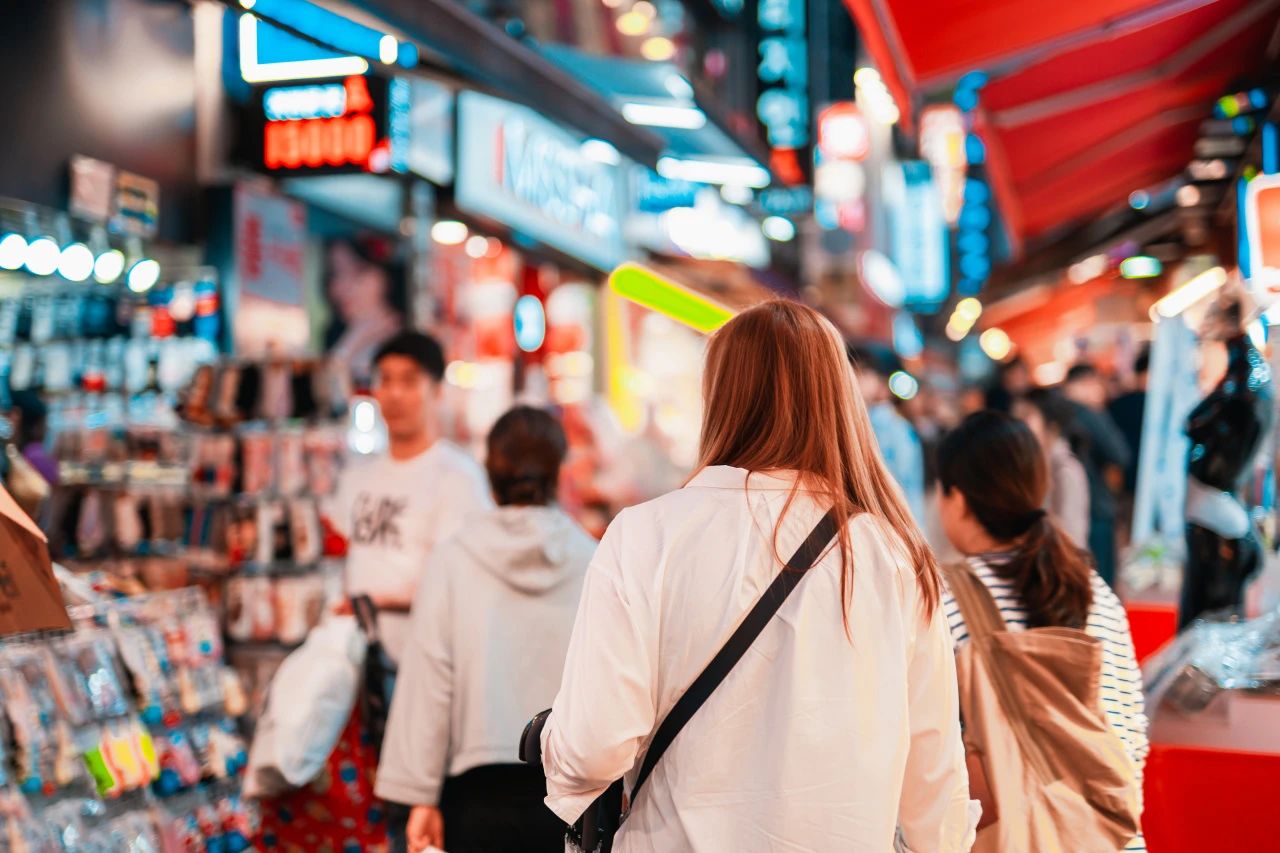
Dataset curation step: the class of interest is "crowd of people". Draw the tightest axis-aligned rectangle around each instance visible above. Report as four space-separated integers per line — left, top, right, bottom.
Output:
256 304 1149 852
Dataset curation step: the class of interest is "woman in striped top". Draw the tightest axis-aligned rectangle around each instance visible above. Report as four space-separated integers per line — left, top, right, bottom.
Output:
935 411 1148 852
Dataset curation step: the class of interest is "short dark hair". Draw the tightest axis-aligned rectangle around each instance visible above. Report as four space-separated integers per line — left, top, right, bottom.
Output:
1065 363 1098 384
373 331 445 382
486 406 567 506
1018 387 1077 437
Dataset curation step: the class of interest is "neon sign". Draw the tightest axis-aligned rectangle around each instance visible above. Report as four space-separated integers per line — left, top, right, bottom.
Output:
263 82 346 121
261 76 387 173
756 0 808 184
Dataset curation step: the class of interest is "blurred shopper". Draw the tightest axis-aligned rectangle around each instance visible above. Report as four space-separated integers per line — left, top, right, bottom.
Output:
937 412 1148 853
1063 363 1131 586
540 302 973 852
327 332 492 666
984 356 1031 413
376 406 595 853
326 332 491 851
1109 348 1150 497
1012 388 1090 546
848 345 926 523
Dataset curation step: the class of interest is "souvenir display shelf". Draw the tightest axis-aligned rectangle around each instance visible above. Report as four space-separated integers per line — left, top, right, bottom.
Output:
45 352 353 722
0 588 255 852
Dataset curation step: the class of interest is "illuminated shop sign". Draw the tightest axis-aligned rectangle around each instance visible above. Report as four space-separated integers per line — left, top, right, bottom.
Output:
885 161 949 310
456 91 625 270
256 75 408 175
636 170 700 213
756 0 809 179
237 1 418 84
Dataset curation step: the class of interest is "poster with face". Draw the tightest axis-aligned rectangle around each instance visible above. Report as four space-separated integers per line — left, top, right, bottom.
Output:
323 235 407 389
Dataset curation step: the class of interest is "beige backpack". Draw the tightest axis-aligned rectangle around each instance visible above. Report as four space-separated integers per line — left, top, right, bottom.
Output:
943 563 1141 852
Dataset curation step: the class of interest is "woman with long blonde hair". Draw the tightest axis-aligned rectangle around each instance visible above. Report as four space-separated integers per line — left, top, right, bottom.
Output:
539 301 973 851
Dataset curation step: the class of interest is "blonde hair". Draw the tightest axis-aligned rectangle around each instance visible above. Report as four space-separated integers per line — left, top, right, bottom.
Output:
697 300 940 617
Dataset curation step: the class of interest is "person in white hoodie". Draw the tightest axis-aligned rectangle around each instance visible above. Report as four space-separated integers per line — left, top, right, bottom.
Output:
375 405 597 853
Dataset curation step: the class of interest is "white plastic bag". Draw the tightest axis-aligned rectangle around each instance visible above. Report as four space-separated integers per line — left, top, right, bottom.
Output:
244 615 368 798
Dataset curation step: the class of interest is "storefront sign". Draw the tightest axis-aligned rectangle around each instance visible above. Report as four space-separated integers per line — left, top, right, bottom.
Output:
756 186 812 217
886 161 949 310
636 170 700 213
257 75 401 175
1244 172 1280 307
407 79 453 184
233 184 309 355
237 1 416 84
456 91 625 271
756 0 809 175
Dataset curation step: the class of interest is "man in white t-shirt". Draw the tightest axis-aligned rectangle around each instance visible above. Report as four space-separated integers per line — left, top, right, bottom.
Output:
327 331 492 666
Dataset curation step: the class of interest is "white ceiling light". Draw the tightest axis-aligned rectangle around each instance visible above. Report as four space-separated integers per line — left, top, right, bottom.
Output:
761 216 795 241
622 102 707 129
954 297 982 324
126 258 161 293
979 328 1013 361
93 249 126 284
24 237 61 276
854 66 899 125
616 10 651 36
378 35 398 65
57 242 94 282
465 236 490 259
641 37 676 62
0 234 28 271
657 156 770 188
431 220 469 245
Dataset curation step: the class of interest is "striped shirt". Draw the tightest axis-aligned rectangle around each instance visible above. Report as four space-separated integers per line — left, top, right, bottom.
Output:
943 554 1149 852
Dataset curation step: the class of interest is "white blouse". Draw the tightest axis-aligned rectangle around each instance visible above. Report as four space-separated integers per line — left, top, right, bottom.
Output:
542 466 974 852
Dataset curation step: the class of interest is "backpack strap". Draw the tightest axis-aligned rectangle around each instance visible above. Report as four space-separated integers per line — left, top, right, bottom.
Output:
941 561 1009 642
627 510 840 812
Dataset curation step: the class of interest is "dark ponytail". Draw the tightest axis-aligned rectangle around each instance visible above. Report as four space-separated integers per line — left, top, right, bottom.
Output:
937 411 1094 629
486 406 568 507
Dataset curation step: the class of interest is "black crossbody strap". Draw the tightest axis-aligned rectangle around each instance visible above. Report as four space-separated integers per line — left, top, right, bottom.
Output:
628 510 840 810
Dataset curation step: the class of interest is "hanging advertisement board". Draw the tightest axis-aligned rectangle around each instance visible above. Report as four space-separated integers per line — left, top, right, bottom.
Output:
456 91 626 271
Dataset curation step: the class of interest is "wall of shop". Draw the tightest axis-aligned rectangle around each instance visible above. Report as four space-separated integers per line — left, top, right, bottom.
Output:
0 0 199 241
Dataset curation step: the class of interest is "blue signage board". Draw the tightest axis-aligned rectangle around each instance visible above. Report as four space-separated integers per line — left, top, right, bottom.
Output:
456 91 627 271
887 161 949 311
635 170 700 213
756 0 809 149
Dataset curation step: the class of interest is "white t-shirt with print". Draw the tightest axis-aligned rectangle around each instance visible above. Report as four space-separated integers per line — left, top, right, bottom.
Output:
328 440 492 664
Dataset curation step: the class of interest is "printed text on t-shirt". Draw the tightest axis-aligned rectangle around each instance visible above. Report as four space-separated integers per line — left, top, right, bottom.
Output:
352 493 406 548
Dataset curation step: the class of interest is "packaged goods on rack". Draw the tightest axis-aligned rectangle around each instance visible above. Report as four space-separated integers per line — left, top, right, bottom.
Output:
0 587 260 852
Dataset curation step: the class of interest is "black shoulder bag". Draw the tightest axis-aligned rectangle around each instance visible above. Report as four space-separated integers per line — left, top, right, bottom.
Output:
521 511 839 852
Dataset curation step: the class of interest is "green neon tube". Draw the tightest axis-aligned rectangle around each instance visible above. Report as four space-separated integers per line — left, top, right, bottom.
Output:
608 263 735 334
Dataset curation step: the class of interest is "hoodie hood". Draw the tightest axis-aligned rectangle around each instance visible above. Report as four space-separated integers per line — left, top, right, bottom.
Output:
454 506 597 594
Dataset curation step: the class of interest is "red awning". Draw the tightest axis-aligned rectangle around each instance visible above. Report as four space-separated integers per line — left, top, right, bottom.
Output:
844 0 1280 251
